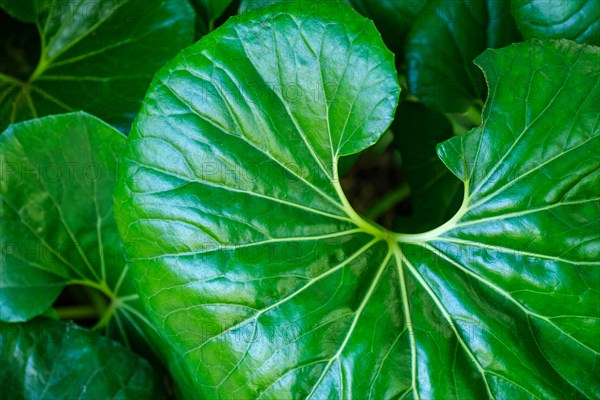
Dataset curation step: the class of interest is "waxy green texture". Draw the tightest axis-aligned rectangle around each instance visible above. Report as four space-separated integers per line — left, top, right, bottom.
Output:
0 318 163 398
512 0 600 45
239 0 428 58
0 0 194 131
0 113 150 341
114 0 599 397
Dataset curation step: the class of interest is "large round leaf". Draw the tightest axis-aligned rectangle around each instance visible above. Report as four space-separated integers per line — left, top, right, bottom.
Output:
115 1 600 397
0 0 194 131
0 318 163 398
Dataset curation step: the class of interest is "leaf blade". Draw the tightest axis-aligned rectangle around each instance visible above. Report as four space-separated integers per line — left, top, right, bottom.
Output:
115 3 600 397
0 0 194 131
0 318 164 399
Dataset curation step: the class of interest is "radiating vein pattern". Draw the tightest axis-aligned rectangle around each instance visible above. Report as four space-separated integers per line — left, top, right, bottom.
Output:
411 39 600 398
115 2 600 398
0 113 161 357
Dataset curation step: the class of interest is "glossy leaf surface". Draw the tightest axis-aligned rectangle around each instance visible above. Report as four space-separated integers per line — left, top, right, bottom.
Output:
115 1 600 396
239 0 427 58
0 113 151 344
239 0 348 13
511 0 600 45
411 39 600 399
0 0 194 131
0 318 163 398
405 0 521 112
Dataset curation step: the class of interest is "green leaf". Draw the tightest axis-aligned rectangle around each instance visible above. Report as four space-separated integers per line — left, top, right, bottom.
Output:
239 0 289 13
392 101 463 232
405 0 521 112
0 318 164 398
115 0 600 396
0 110 197 400
0 112 149 335
116 2 397 396
0 0 194 132
511 0 600 45
422 39 599 398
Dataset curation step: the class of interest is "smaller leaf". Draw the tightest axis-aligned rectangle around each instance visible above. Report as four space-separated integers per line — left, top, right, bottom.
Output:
0 0 195 131
0 112 129 322
0 112 166 367
512 0 600 45
0 110 196 400
405 0 521 112
0 318 164 399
